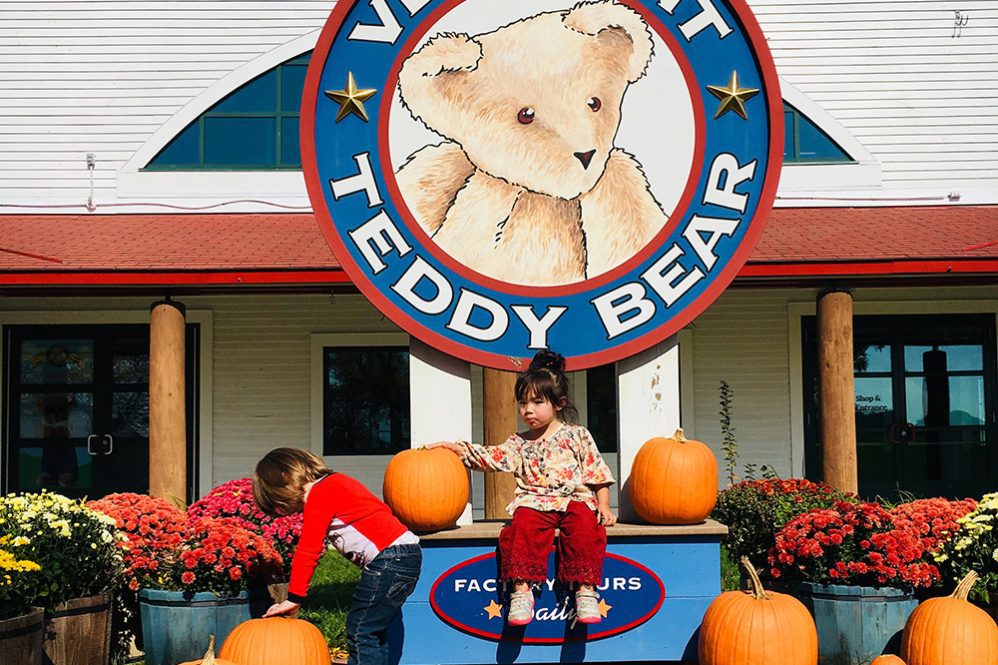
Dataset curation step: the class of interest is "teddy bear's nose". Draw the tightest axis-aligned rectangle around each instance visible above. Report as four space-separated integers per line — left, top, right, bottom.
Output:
574 150 596 169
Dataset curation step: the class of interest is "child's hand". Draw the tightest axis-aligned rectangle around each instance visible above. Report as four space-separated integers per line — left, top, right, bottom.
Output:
425 441 464 455
263 600 300 618
597 507 617 527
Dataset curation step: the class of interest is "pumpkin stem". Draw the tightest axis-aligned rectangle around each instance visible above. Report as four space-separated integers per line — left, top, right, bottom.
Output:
951 571 979 601
740 556 771 600
673 428 688 443
201 634 216 665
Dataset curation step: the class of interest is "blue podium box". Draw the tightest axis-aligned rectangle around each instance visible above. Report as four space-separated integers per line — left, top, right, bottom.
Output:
391 521 727 664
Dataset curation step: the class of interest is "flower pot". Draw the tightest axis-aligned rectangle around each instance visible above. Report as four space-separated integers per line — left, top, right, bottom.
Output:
796 582 918 665
43 594 113 665
138 587 272 665
0 607 44 665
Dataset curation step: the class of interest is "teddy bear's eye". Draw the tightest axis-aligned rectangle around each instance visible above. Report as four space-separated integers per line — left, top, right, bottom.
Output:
517 107 535 125
587 97 602 112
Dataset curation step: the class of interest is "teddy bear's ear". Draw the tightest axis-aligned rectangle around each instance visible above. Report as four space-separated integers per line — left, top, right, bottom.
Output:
398 33 483 129
563 1 654 82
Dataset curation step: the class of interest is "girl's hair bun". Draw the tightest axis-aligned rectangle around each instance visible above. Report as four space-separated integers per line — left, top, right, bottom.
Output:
529 349 566 373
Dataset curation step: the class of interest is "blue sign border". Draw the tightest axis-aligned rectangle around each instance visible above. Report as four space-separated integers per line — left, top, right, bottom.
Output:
303 0 782 370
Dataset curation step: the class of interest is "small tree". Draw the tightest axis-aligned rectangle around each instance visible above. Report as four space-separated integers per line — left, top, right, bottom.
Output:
719 380 738 486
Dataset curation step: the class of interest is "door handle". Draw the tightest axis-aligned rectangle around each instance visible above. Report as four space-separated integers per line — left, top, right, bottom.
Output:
86 434 99 456
101 434 114 455
890 422 916 444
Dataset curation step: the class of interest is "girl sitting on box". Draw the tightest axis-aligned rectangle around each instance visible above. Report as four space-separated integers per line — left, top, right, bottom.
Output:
431 349 616 625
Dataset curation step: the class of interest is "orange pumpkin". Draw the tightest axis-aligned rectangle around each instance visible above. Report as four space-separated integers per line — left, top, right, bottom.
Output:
699 557 817 664
629 428 718 524
218 617 330 665
871 656 906 665
901 571 998 665
383 447 468 532
177 635 240 665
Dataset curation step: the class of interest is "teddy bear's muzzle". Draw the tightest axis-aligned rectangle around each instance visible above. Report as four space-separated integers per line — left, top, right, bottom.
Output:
573 150 596 170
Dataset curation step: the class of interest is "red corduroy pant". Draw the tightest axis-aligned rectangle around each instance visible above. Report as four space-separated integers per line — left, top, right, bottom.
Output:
498 501 606 586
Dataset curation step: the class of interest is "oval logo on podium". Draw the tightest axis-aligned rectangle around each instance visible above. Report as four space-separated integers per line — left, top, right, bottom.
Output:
303 0 782 369
428 551 665 643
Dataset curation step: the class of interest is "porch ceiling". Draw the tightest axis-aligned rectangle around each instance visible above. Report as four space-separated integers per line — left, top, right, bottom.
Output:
0 206 995 286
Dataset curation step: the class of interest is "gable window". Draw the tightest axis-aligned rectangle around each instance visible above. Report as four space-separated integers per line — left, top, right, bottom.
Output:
146 53 310 170
784 102 852 164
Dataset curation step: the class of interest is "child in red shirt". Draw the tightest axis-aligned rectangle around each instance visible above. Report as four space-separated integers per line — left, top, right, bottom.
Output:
253 448 421 665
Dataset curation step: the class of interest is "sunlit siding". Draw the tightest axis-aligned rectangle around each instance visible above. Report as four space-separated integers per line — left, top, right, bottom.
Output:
751 0 998 187
0 1 330 199
1 0 997 204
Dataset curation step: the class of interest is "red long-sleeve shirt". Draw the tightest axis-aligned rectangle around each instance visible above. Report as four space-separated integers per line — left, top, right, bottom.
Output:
287 473 413 602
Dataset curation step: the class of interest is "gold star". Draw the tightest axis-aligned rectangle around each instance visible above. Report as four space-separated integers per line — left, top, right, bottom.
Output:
483 599 503 620
597 598 612 617
706 71 760 120
324 72 377 123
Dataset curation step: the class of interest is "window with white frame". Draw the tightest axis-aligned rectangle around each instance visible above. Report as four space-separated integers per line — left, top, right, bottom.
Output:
311 335 411 456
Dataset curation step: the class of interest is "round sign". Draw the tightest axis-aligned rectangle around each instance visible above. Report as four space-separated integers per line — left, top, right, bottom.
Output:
303 0 782 370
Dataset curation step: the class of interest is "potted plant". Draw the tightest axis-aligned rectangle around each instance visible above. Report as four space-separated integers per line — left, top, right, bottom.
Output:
187 477 302 596
0 536 44 665
87 492 188 660
770 498 975 665
0 490 124 665
935 491 998 615
136 516 283 665
712 478 856 583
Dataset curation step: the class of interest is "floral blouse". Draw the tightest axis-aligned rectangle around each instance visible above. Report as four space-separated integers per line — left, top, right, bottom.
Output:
458 423 615 515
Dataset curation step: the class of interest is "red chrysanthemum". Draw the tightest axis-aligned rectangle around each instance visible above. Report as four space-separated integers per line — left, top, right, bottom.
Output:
187 477 302 577
768 498 976 588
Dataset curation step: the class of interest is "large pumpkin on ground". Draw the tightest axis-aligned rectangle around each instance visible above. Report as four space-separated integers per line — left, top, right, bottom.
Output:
901 571 998 665
178 635 239 665
629 428 718 524
383 447 468 532
218 617 330 665
699 557 817 664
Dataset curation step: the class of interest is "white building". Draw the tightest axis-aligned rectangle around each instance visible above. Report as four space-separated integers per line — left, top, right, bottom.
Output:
1 0 996 514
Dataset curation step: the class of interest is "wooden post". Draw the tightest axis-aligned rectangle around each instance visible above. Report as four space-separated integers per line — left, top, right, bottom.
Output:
817 289 858 494
483 368 518 520
149 299 187 502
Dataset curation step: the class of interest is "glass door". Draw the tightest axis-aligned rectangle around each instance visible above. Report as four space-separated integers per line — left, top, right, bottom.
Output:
899 334 992 498
3 324 199 500
804 314 997 500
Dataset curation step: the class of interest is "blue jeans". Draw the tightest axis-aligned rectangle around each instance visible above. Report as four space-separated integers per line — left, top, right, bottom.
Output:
346 543 422 665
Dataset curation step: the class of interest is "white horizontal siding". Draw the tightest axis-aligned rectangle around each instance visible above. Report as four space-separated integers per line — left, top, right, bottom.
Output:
751 0 998 188
0 0 330 202
0 0 996 204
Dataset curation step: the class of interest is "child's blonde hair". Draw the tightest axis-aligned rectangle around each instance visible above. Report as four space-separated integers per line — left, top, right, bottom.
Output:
253 447 333 516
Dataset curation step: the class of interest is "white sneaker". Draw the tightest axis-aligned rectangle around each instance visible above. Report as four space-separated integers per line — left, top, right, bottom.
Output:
575 589 601 624
507 590 534 626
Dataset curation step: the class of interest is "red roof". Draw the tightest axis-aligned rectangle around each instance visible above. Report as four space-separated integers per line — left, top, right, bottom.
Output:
0 206 996 286
742 204 998 278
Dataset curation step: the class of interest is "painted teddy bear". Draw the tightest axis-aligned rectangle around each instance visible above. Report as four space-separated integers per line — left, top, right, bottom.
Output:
395 0 669 286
